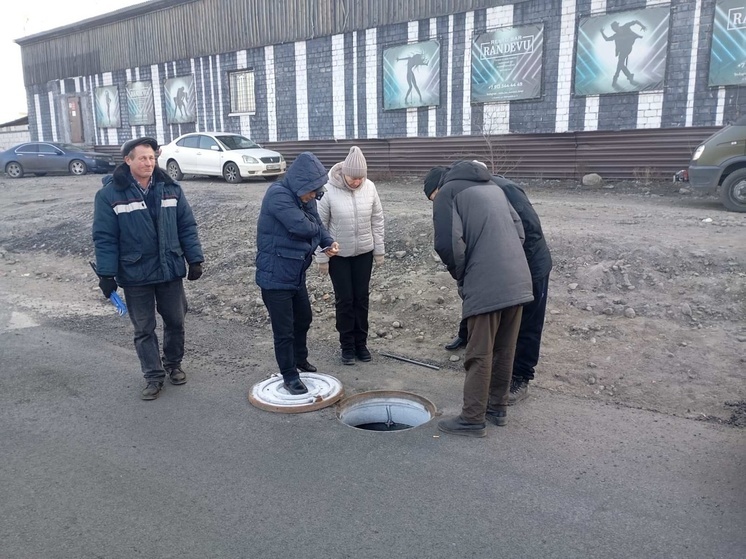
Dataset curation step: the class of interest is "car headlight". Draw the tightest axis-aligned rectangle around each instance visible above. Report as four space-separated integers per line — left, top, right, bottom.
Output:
242 155 259 164
692 145 705 161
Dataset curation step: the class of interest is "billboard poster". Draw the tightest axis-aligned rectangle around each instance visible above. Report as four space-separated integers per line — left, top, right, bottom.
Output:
471 24 544 103
574 7 670 96
94 85 121 128
163 75 197 124
125 81 155 125
383 40 440 110
709 0 746 86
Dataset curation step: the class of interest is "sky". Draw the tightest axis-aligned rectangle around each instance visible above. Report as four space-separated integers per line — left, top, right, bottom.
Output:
0 0 147 124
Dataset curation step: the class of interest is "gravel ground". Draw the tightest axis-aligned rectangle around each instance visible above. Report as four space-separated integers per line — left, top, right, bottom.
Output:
0 171 744 425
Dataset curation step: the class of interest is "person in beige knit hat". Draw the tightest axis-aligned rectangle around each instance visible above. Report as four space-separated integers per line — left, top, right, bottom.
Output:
317 146 385 365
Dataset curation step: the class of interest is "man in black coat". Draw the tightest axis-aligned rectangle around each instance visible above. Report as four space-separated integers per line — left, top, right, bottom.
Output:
441 169 552 405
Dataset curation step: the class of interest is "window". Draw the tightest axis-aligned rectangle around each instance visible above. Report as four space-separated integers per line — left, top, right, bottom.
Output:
216 135 258 150
229 70 256 114
178 135 200 148
38 144 61 154
199 136 220 150
16 144 39 154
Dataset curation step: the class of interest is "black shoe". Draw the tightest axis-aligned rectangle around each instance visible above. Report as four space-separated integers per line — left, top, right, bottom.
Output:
141 381 163 400
167 366 187 385
283 378 308 395
445 336 467 351
341 349 356 365
296 361 317 373
437 416 486 438
508 378 529 405
355 346 371 362
486 409 508 426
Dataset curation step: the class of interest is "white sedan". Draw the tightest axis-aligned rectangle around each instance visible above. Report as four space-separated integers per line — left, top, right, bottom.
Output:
158 132 286 183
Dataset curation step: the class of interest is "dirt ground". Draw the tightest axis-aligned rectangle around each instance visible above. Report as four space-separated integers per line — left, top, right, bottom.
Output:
0 171 744 426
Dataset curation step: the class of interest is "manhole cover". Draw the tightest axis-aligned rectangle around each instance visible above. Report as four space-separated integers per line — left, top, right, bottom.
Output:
248 373 344 413
337 390 437 432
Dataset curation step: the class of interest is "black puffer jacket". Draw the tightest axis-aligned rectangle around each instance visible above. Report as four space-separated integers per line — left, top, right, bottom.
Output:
492 175 552 280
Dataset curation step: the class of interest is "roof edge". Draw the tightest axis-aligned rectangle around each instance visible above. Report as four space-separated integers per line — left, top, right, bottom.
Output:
15 0 200 45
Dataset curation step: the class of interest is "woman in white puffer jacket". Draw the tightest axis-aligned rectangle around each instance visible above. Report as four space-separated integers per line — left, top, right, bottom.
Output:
316 146 385 365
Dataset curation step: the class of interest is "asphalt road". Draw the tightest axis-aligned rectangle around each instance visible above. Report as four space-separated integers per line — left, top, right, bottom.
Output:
1 305 744 559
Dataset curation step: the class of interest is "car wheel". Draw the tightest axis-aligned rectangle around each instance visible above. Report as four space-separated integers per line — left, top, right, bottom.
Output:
5 162 23 178
263 175 281 181
167 160 184 181
69 160 88 176
720 169 746 212
223 162 242 183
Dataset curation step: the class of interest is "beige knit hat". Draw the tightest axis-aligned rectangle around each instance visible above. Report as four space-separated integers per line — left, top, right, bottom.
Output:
341 146 367 178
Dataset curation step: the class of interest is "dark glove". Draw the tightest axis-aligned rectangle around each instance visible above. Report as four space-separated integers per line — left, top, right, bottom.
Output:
187 263 203 281
99 276 118 298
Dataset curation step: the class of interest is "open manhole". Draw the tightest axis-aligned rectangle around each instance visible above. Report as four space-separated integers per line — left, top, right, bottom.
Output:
249 373 344 413
337 390 437 432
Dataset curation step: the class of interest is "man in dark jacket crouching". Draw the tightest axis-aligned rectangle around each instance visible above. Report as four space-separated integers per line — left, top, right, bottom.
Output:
444 172 552 406
425 161 533 437
92 137 204 400
256 152 339 395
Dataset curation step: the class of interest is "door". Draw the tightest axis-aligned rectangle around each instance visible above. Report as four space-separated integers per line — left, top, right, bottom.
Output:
173 135 201 173
36 143 66 173
67 98 84 144
196 135 223 175
13 144 40 173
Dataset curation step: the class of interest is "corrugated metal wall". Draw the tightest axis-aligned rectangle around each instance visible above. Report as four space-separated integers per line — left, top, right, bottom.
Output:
95 127 719 180
18 0 520 86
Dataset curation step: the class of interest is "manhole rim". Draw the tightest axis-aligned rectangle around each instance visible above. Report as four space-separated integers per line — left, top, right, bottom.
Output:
336 389 438 432
248 373 345 414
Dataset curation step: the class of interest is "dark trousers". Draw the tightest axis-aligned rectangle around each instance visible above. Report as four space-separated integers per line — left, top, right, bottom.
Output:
462 305 523 422
261 286 312 382
457 272 549 381
123 279 187 383
329 251 373 350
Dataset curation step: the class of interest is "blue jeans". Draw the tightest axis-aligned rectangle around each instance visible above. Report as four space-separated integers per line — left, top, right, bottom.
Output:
261 286 312 382
123 279 187 383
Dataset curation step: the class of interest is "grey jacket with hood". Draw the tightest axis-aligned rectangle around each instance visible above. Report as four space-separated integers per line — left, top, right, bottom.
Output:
432 161 533 318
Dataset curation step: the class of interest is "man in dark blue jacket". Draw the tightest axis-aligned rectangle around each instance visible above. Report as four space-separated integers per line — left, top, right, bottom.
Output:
92 137 204 400
435 167 552 405
256 152 339 395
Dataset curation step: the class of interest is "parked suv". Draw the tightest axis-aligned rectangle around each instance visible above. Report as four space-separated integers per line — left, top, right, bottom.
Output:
687 116 746 212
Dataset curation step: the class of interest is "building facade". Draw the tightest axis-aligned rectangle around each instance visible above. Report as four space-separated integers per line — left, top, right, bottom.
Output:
15 0 746 177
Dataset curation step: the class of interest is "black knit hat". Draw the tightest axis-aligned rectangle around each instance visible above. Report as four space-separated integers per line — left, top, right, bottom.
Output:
122 137 159 157
423 166 448 199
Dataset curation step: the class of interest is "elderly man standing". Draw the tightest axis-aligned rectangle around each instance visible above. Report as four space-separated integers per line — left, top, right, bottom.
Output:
256 152 339 395
424 161 533 437
93 137 204 401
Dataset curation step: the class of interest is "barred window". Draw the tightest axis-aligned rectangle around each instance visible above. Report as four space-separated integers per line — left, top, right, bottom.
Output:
229 70 256 114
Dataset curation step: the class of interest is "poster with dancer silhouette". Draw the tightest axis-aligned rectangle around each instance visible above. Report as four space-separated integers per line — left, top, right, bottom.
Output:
163 75 196 124
472 24 544 103
709 0 746 86
126 81 155 126
94 86 121 128
383 41 440 110
575 7 670 96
